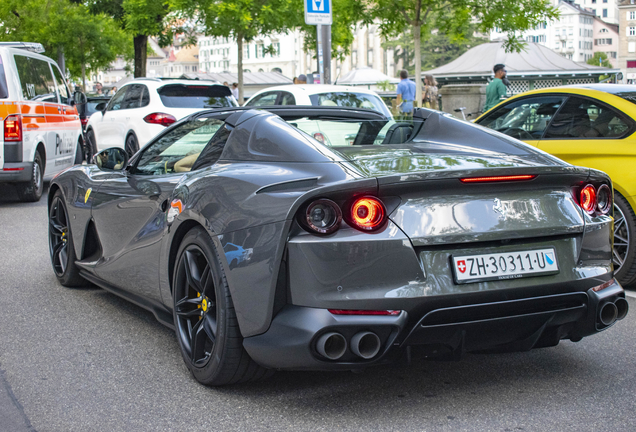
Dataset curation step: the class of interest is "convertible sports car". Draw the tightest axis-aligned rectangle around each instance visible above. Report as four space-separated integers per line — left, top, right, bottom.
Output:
48 106 628 386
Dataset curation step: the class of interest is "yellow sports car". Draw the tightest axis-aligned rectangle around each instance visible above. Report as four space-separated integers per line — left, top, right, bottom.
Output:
475 84 636 286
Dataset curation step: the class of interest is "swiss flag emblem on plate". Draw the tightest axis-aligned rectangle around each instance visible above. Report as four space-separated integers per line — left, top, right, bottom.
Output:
457 260 467 273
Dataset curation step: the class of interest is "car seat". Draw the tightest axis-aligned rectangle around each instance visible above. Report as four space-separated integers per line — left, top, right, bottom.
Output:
382 123 413 144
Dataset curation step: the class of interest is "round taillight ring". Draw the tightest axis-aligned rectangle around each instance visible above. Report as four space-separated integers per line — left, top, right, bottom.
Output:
350 196 386 231
304 199 342 234
580 184 597 215
596 184 612 215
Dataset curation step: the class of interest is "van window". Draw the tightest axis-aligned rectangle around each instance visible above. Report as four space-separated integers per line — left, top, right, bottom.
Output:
0 57 8 99
14 55 57 102
51 65 72 105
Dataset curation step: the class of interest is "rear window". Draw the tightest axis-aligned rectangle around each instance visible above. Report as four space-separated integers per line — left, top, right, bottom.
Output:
158 84 235 108
0 57 8 98
308 92 391 117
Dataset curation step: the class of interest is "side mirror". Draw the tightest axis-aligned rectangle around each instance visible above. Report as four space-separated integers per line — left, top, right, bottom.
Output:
93 147 128 171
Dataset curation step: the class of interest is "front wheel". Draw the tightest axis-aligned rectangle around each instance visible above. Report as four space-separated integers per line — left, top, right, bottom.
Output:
172 227 271 386
48 191 85 287
613 193 636 286
85 129 98 161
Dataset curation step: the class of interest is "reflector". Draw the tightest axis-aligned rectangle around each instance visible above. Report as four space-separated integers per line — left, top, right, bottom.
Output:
328 309 401 316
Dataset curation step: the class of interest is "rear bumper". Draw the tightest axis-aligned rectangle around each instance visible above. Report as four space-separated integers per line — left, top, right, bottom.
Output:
243 278 627 370
0 162 32 182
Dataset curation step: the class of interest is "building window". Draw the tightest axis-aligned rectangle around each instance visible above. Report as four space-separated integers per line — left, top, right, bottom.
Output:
630 11 636 20
627 60 636 68
630 42 636 52
630 27 636 36
603 9 607 17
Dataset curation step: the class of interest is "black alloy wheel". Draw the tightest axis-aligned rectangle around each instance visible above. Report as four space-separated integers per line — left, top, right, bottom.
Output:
172 227 271 386
612 193 636 286
48 191 85 287
174 245 218 367
125 134 139 158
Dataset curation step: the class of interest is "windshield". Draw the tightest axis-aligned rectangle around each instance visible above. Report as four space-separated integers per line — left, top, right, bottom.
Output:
616 92 636 105
308 92 392 118
289 117 421 147
158 84 236 108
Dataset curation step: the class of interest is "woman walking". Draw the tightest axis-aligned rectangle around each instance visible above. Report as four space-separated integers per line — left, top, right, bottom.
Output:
422 75 439 110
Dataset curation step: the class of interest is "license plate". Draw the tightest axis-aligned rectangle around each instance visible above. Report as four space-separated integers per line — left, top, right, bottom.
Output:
451 248 559 284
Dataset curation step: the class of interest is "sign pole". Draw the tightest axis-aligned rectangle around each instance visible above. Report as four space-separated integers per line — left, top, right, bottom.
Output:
304 0 332 85
316 24 324 84
322 25 332 84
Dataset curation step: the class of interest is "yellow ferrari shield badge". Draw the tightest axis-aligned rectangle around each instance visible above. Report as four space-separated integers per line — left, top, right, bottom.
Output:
84 188 92 204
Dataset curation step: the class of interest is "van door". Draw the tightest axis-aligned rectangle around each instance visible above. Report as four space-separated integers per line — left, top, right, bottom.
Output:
51 63 81 168
13 54 62 176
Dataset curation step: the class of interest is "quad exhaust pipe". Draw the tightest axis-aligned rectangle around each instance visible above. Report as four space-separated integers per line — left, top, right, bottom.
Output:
598 298 629 326
316 332 347 360
316 331 382 360
351 331 381 359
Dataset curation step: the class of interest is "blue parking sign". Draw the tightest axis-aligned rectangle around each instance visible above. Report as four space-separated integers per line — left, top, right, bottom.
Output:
305 0 332 25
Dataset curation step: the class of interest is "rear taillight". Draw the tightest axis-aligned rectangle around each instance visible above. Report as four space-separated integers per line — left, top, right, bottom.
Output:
350 196 386 231
4 114 22 141
80 118 89 126
313 132 326 143
460 174 536 183
580 184 596 215
143 112 177 127
303 199 342 234
596 184 612 215
328 309 401 316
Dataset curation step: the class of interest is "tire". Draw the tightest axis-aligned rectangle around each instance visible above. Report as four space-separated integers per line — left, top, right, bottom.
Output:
48 190 85 287
16 152 44 202
125 133 139 158
172 227 272 386
612 193 636 286
86 129 98 161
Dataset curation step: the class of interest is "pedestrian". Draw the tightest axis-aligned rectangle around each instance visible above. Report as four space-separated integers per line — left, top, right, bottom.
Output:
223 81 229 87
292 76 298 84
95 82 103 95
483 64 508 112
395 70 416 119
422 74 438 110
231 83 239 99
111 86 117 96
296 74 307 84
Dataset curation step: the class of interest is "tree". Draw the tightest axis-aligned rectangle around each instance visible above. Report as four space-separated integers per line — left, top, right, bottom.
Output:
0 0 128 87
382 25 487 73
297 0 370 64
371 0 559 108
196 0 302 102
587 51 612 68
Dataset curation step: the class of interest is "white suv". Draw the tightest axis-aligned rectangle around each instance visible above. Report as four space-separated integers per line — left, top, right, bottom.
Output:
86 78 237 156
244 84 393 118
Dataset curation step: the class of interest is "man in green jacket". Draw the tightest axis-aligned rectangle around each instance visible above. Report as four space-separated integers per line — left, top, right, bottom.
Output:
483 64 508 112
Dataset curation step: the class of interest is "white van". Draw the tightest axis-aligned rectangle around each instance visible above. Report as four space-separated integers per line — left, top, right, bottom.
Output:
0 42 83 201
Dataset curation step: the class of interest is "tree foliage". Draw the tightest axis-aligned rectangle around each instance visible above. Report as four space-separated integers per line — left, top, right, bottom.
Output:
195 0 302 101
371 0 559 106
0 0 128 86
587 51 612 68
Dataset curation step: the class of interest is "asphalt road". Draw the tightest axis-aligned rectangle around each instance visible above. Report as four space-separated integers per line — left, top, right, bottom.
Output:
1 185 636 432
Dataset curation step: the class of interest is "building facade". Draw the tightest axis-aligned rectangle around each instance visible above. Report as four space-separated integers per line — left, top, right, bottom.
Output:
593 16 619 66
490 1 597 63
572 0 620 25
618 0 636 82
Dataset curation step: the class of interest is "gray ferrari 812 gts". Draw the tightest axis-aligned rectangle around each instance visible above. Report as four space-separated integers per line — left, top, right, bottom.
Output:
48 106 628 386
